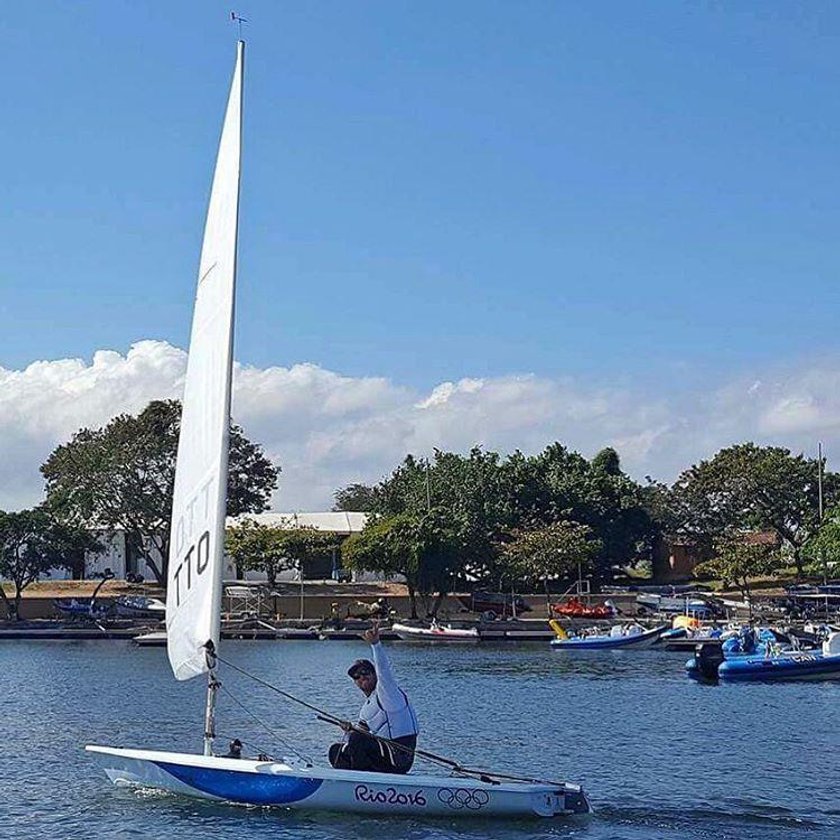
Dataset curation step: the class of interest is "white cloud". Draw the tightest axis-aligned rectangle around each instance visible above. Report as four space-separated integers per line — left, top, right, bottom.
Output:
762 396 822 435
2 341 840 512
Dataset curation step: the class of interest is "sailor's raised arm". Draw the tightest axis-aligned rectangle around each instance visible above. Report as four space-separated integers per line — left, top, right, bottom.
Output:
363 624 405 710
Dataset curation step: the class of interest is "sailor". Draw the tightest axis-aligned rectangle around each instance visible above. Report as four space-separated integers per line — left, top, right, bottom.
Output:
328 623 419 774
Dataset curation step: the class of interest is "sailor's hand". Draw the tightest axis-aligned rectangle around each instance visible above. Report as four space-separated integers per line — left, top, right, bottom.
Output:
339 720 353 733
363 621 380 645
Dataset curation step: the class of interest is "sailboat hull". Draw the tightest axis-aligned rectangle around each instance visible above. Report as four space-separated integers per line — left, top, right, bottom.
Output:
85 746 589 818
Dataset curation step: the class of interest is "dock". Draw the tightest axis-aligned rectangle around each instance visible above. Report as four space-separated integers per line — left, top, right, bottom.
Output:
0 618 563 643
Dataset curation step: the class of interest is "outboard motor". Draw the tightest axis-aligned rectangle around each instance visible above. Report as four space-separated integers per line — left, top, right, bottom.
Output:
694 642 725 681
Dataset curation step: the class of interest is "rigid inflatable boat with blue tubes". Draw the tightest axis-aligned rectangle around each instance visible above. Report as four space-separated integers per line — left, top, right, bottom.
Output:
717 632 840 683
685 627 784 681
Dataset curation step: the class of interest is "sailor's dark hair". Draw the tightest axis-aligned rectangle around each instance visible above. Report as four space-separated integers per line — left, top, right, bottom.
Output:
347 658 375 678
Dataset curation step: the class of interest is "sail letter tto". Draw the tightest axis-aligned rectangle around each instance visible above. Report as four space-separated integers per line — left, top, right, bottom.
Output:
166 42 244 681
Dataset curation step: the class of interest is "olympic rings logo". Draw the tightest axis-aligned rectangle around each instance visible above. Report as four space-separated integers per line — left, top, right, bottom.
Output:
437 788 490 810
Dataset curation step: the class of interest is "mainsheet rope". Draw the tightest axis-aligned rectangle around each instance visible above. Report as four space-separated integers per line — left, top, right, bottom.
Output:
212 650 564 787
218 682 313 765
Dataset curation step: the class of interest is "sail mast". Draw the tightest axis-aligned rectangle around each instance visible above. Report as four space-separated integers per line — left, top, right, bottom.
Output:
165 38 244 755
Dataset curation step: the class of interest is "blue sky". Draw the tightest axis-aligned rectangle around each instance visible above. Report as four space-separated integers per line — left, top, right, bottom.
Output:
2 2 840 509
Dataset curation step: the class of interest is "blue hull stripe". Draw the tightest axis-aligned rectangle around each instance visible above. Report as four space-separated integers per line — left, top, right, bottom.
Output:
153 761 323 804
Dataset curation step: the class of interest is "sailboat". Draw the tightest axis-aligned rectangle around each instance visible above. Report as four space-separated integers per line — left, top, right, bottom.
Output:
86 40 589 819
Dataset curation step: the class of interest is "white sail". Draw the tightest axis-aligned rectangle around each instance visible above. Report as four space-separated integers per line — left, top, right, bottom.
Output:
166 41 244 681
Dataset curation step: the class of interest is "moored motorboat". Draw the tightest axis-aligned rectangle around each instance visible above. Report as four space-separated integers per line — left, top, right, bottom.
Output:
133 630 167 647
685 626 774 680
686 626 813 681
391 621 480 642
717 632 840 683
549 621 665 650
116 595 166 619
657 615 736 651
636 591 724 620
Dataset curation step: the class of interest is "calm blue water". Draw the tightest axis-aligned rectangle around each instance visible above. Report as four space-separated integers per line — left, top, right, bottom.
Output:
2 640 837 839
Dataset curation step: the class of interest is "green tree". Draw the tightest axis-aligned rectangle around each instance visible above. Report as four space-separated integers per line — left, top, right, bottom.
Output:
591 446 622 476
0 509 100 620
342 516 418 614
225 518 294 588
347 442 656 591
803 503 840 580
695 534 782 618
0 510 50 621
412 507 463 617
41 515 104 580
638 477 707 581
41 399 279 587
501 443 656 583
503 520 601 582
639 477 683 536
369 448 515 586
672 443 835 576
273 526 338 581
333 483 377 512
501 520 601 605
420 449 512 585
341 511 461 618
